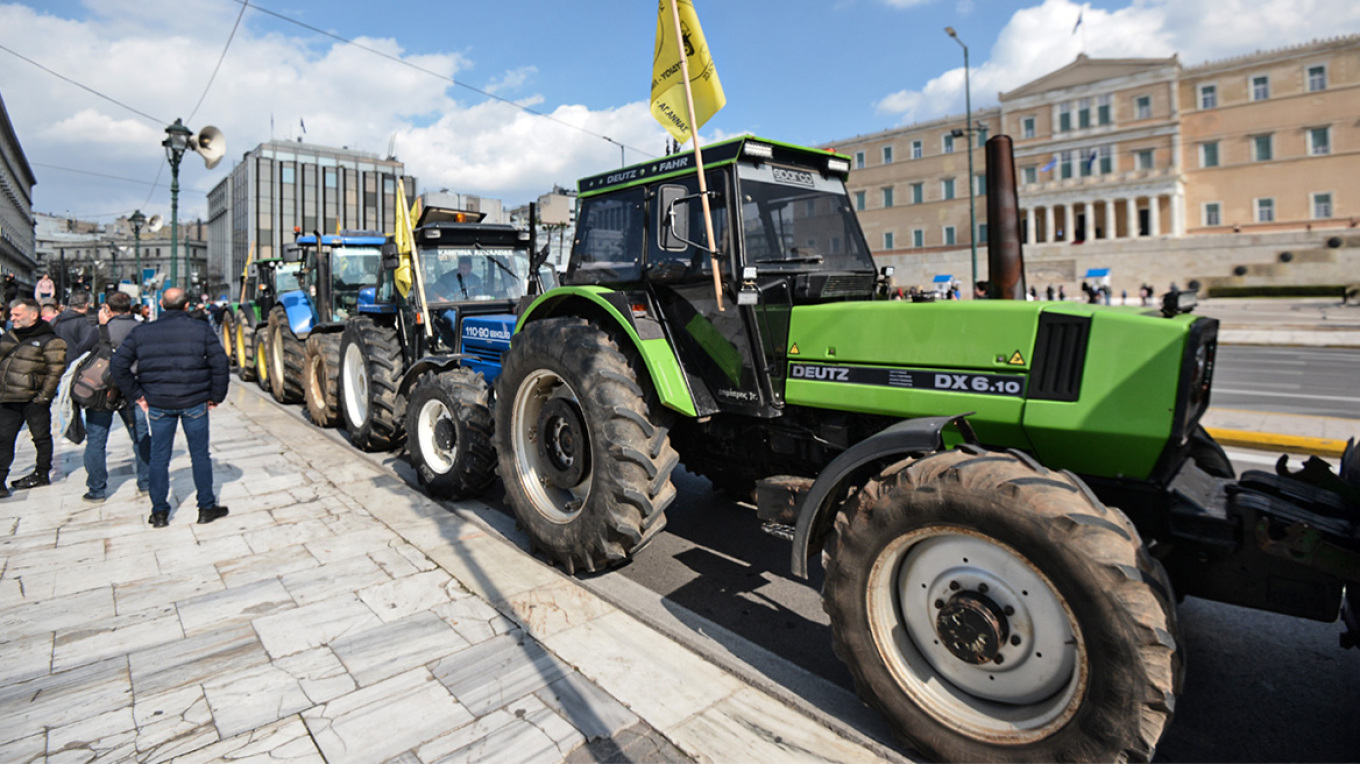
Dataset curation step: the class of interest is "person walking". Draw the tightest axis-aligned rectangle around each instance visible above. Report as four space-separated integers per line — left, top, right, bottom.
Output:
81 292 151 503
34 273 55 304
0 297 67 497
110 287 229 527
51 290 99 367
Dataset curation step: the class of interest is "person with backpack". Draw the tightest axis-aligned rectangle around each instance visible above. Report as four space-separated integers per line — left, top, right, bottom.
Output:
51 290 98 367
110 288 229 527
0 297 67 497
79 292 150 503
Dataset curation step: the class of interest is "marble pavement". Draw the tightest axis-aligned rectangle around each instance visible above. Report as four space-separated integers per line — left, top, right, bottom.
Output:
0 380 889 763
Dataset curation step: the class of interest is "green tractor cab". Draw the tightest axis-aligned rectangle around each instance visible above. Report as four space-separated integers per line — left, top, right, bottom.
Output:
495 135 1359 762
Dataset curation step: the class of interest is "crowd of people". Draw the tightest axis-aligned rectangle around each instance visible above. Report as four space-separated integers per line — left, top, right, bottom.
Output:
0 277 230 528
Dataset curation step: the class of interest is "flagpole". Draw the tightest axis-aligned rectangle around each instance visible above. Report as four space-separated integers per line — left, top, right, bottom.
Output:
668 0 725 312
398 179 433 338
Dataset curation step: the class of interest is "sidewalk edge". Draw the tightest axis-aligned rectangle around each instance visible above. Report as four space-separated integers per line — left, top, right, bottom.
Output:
1203 427 1349 457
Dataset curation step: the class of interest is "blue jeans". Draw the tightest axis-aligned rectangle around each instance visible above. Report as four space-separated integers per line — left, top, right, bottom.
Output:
147 403 216 514
84 406 151 498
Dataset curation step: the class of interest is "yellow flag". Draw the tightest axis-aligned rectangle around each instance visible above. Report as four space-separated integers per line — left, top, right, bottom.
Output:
651 0 725 144
393 180 414 298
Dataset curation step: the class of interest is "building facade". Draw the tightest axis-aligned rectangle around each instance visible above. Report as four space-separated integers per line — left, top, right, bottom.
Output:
828 35 1360 294
0 91 38 288
208 141 415 295
35 213 208 301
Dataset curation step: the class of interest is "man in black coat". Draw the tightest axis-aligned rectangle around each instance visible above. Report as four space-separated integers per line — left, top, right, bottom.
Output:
51 290 98 367
0 298 67 497
111 287 230 527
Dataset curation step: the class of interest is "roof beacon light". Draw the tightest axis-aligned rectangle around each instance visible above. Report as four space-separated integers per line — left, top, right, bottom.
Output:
826 157 851 174
743 141 774 160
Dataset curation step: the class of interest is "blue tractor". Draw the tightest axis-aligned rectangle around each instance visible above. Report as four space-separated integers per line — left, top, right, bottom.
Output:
338 206 552 498
265 231 385 421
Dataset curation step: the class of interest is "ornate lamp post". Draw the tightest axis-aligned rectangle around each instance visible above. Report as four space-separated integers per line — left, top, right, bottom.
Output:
129 209 146 293
945 26 978 290
163 119 193 290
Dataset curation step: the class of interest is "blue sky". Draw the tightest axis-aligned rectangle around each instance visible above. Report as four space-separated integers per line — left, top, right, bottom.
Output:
3 0 1358 223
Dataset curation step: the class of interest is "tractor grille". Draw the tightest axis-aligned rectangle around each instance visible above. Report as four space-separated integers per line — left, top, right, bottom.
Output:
820 274 875 298
1028 313 1091 401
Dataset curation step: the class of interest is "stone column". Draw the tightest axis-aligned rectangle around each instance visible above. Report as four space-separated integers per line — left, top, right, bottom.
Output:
1126 197 1140 237
1104 198 1116 241
1026 207 1037 245
1044 205 1055 243
1149 194 1161 237
1171 191 1185 236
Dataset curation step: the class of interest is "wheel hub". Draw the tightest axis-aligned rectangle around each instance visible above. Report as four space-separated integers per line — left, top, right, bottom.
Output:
936 591 1010 665
536 397 589 488
433 417 456 453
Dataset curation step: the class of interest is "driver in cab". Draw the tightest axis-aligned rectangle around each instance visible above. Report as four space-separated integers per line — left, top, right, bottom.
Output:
434 256 483 300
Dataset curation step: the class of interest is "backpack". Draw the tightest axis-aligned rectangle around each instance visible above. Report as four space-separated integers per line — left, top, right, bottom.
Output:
71 327 123 411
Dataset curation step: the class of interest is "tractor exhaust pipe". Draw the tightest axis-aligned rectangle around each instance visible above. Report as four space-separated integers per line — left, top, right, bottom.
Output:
985 135 1026 300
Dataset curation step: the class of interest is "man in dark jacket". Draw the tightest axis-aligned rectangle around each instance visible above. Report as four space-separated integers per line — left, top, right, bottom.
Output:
51 290 98 367
0 297 67 497
81 292 151 502
111 287 230 527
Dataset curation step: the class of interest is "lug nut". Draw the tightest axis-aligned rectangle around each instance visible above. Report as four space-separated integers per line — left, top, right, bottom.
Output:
994 654 1005 665
949 580 961 591
1011 634 1022 646
1003 605 1015 616
934 599 945 609
977 583 989 594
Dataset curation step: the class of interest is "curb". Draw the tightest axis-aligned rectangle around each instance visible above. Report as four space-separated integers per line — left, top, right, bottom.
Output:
1203 427 1350 458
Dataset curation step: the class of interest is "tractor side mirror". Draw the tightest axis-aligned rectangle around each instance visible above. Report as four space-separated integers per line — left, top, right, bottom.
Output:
380 241 400 270
657 184 690 252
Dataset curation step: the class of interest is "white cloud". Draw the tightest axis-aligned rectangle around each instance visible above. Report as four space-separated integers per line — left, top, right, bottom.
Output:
484 66 538 95
874 0 1360 123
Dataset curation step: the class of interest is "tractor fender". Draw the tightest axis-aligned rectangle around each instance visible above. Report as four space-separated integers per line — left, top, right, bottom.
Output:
279 291 315 335
517 287 697 417
399 355 472 397
357 286 397 315
790 413 973 580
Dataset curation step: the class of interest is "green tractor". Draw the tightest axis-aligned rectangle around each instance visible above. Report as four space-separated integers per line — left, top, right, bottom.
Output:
226 256 297 390
493 135 1359 761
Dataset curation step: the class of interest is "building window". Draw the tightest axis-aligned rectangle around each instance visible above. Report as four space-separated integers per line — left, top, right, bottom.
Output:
978 222 988 242
854 151 865 169
976 125 988 147
1307 64 1327 92
882 187 894 208
883 146 894 164
1308 126 1330 156
1023 166 1037 184
1312 192 1333 219
855 191 866 211
1097 94 1112 125
1022 116 1036 139
1135 95 1152 120
975 174 987 196
1256 197 1275 223
942 178 956 200
1199 83 1217 109
911 140 923 159
911 182 924 204
1136 149 1154 170
1060 150 1073 179
1200 141 1219 168
943 134 955 154
1251 74 1270 101
884 232 895 249
1252 134 1273 162
913 229 925 248
944 226 957 246
1077 98 1091 129
1080 149 1095 177
1100 146 1113 174
1204 202 1222 226
1058 102 1072 132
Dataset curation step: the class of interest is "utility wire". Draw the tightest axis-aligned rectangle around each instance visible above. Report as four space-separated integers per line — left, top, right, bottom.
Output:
232 0 655 159
0 43 165 126
188 0 248 122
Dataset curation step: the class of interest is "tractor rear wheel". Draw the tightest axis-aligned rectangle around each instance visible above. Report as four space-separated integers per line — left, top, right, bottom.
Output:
268 305 305 404
339 316 405 451
253 326 271 391
407 368 497 499
822 449 1180 763
220 312 235 367
495 318 678 574
303 332 342 427
236 317 257 381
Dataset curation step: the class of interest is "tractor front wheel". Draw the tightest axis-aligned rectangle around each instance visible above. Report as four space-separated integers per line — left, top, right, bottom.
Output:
822 449 1181 763
303 332 342 426
338 316 405 451
253 326 271 391
407 368 497 499
220 312 236 367
495 318 677 574
236 317 257 381
268 305 305 404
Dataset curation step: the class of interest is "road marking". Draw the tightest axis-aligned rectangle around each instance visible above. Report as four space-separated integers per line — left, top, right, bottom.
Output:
1213 388 1360 404
1225 449 1339 468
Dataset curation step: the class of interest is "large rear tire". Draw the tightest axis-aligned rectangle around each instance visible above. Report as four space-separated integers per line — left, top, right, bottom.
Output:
253 326 271 392
822 449 1181 763
407 368 497 499
268 305 305 404
495 318 677 574
303 332 342 427
235 315 257 381
220 312 236 367
338 316 405 451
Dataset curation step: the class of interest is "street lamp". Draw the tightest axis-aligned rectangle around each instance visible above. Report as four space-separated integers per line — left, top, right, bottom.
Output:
945 26 978 290
602 136 626 168
163 119 193 291
129 209 146 294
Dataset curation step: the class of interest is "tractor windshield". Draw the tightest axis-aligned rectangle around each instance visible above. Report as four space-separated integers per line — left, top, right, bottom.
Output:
273 262 304 294
420 246 532 303
330 246 381 319
736 163 874 272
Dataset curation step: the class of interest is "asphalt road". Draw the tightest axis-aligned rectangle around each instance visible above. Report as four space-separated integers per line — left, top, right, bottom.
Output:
1213 346 1360 420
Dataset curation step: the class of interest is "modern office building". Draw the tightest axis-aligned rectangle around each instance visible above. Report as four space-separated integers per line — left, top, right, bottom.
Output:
208 141 415 293
828 34 1360 293
0 91 38 287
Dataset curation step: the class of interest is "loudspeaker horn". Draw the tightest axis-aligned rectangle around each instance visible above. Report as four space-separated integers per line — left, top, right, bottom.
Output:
147 214 164 232
194 125 225 170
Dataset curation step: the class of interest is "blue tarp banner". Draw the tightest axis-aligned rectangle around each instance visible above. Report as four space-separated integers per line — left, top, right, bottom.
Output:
1084 268 1111 277
932 274 954 283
